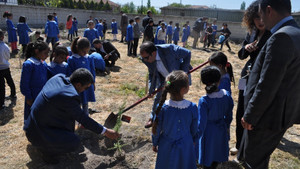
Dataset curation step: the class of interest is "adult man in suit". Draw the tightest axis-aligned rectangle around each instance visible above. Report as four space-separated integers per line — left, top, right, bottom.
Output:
238 0 300 168
24 68 119 164
192 17 207 49
140 41 191 128
120 11 128 43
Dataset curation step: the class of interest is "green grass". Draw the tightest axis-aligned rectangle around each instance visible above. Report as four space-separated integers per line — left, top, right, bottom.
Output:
120 83 146 98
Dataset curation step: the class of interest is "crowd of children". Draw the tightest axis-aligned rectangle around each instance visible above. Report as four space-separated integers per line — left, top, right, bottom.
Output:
1 11 238 169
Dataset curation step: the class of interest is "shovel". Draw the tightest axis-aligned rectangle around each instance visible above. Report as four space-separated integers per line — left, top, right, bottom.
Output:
104 61 209 128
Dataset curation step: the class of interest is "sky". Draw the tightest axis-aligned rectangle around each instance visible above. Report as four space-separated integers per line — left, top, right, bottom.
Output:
112 0 300 13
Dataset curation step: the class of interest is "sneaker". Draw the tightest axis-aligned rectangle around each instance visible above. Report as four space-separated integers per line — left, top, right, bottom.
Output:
230 147 239 155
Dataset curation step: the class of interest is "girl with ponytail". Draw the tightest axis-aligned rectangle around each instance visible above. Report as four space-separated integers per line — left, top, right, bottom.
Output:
197 66 233 168
152 70 198 169
209 51 234 94
21 41 49 122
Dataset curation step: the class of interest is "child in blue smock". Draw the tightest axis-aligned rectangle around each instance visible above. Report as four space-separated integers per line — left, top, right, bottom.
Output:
73 17 78 37
3 12 18 54
166 21 173 44
152 70 198 169
17 16 32 57
20 41 50 121
95 21 104 39
181 24 188 48
111 18 118 41
47 42 69 78
45 14 60 47
67 37 96 115
84 21 99 47
186 21 190 42
173 23 180 45
197 66 233 168
208 52 234 94
126 19 134 56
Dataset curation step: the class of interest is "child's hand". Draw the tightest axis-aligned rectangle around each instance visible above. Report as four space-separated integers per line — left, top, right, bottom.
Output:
57 34 60 38
152 146 158 153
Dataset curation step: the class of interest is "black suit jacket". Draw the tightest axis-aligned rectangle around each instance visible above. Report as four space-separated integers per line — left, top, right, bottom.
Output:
243 19 300 131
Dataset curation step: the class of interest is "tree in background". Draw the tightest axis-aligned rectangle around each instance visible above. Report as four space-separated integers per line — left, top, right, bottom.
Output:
104 1 112 11
168 3 191 8
240 1 246 10
99 0 104 10
147 0 150 9
121 2 136 14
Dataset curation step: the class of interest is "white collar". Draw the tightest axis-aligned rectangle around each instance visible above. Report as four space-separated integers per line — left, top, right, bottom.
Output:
28 57 42 65
207 89 227 98
73 54 88 59
165 99 191 109
48 62 67 68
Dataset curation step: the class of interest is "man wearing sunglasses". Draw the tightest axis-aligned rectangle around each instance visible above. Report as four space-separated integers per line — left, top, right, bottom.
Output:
140 41 192 128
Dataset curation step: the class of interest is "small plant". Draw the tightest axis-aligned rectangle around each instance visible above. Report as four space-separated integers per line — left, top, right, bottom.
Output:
108 102 128 152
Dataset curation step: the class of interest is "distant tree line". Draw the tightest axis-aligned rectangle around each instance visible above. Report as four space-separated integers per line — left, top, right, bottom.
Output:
17 0 112 11
121 0 159 14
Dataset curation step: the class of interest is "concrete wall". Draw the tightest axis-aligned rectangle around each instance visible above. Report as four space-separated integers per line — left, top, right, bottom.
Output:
0 4 247 41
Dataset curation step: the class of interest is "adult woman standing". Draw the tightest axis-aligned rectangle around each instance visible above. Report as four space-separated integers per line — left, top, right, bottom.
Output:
232 0 272 155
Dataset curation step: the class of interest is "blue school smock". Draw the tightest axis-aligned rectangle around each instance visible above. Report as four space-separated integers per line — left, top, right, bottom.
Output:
95 23 104 37
6 19 17 43
45 21 59 38
187 25 191 37
67 54 96 104
17 23 32 45
111 22 118 34
89 52 105 71
166 25 173 35
197 89 233 167
219 73 231 94
72 20 78 31
152 99 198 169
173 27 180 42
47 61 68 78
84 28 99 46
24 74 105 153
20 57 48 120
181 27 188 42
126 24 133 41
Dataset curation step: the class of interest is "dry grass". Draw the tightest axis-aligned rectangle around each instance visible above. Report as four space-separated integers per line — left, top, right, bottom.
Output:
0 29 299 168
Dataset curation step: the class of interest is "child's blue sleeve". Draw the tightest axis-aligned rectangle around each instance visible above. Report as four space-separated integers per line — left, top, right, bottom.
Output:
26 24 32 32
152 107 164 146
20 62 33 100
197 97 208 140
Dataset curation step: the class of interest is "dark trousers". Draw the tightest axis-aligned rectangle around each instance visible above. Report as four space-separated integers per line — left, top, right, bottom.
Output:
220 38 231 50
133 38 139 56
238 128 287 169
167 34 172 44
46 37 57 47
0 68 16 106
22 44 27 56
127 40 133 55
236 90 245 149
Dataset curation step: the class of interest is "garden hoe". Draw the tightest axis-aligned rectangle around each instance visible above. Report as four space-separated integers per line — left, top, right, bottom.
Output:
104 61 209 128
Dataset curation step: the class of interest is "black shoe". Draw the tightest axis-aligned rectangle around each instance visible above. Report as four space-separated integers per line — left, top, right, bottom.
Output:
9 95 17 99
144 119 153 128
41 152 59 164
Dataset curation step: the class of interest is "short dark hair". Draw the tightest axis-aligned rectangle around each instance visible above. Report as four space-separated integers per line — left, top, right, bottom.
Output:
135 16 140 20
70 68 94 86
92 39 102 44
0 30 4 38
47 14 54 20
140 41 157 54
129 19 134 24
19 16 26 23
147 10 152 14
260 0 291 15
71 37 90 54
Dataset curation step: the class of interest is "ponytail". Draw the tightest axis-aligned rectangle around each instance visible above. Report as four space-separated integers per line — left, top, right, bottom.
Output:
25 41 49 60
152 89 168 135
50 42 68 62
205 83 219 94
3 12 12 18
226 62 235 86
71 37 80 54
